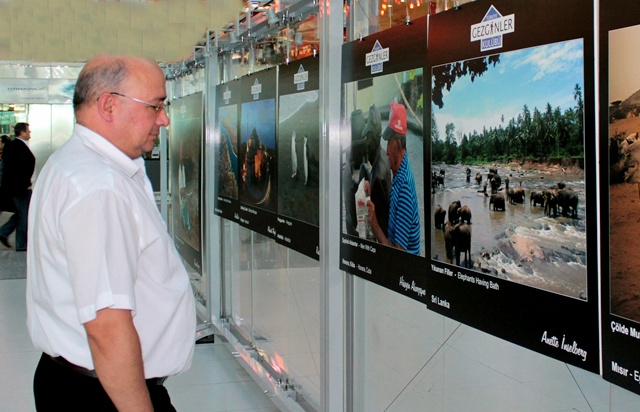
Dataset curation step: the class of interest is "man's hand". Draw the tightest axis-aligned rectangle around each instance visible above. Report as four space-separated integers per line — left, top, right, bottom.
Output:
366 199 376 227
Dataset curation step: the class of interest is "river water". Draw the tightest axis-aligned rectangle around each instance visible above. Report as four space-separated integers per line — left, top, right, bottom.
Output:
430 163 588 300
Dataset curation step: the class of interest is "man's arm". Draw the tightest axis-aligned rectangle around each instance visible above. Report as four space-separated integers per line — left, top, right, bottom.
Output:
84 308 153 412
367 200 406 252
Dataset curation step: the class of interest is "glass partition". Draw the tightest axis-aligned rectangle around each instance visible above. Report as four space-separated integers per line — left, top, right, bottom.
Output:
223 219 321 409
214 2 323 408
353 280 640 410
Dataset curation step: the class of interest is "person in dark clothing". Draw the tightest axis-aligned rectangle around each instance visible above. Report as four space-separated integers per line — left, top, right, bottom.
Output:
0 123 35 250
359 104 391 238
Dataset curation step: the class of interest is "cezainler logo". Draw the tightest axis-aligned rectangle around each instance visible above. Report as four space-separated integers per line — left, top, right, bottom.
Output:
470 5 515 52
293 64 308 91
251 78 262 100
365 40 389 74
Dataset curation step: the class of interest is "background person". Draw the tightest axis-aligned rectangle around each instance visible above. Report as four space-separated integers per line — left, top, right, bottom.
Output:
0 135 14 218
359 104 392 239
0 123 35 251
26 55 196 411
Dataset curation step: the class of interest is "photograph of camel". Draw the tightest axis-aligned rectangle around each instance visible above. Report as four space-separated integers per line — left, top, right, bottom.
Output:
342 69 425 257
430 39 587 300
608 24 640 323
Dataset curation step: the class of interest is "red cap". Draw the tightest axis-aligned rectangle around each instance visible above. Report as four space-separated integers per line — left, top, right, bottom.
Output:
382 102 407 140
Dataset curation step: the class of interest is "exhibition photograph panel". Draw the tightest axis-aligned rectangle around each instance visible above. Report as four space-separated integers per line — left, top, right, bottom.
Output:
601 0 640 395
426 0 598 372
214 80 241 221
238 69 279 238
340 18 428 301
170 92 204 273
277 56 320 260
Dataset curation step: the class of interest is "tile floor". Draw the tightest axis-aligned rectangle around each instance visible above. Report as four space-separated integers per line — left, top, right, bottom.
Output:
0 244 279 412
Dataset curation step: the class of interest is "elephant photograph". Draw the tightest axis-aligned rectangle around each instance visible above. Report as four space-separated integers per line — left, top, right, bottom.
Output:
430 39 588 300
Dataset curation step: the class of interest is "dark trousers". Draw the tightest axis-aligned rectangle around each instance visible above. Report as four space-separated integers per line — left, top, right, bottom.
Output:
0 190 31 250
33 353 176 412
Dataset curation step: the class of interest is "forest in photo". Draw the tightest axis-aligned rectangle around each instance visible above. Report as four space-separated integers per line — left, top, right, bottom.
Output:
429 40 588 299
431 40 585 165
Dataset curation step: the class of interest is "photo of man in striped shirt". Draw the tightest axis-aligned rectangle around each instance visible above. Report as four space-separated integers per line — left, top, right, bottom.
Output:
367 101 421 255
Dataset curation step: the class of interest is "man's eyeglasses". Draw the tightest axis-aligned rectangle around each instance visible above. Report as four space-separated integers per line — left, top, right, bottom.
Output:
107 92 170 113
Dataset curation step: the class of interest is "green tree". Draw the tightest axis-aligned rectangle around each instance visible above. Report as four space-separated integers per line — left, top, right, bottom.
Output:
444 123 458 164
431 111 444 162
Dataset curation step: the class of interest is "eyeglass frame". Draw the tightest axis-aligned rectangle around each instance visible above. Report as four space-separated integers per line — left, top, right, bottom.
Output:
98 92 170 113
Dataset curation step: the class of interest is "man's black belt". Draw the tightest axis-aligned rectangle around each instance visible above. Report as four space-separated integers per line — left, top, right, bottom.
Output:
47 354 167 385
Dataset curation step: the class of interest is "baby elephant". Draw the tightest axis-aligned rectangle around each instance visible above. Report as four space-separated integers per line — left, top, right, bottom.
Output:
458 205 472 224
489 193 506 211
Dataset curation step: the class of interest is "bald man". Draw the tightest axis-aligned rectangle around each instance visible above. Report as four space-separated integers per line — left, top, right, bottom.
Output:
26 55 195 411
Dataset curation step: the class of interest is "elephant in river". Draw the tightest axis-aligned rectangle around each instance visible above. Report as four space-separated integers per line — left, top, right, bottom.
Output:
434 204 446 230
544 188 558 217
448 200 462 224
453 223 472 267
557 188 579 218
530 190 545 207
458 205 472 224
443 222 455 262
489 193 505 211
444 222 472 266
490 174 501 194
508 188 525 204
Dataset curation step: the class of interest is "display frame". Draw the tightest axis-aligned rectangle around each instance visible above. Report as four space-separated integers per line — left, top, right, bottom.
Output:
426 0 599 372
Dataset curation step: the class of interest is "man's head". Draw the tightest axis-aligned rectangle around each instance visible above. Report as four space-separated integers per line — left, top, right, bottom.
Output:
382 102 407 174
73 55 169 159
14 123 31 140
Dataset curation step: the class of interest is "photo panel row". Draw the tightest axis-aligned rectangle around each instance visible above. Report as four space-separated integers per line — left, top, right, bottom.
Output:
209 0 640 391
214 57 321 260
339 0 600 373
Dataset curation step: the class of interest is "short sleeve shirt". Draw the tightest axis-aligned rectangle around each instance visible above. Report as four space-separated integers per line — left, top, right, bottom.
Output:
26 124 195 379
388 152 420 255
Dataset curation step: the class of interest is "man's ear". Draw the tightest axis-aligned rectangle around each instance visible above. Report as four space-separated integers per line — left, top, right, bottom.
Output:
96 93 116 122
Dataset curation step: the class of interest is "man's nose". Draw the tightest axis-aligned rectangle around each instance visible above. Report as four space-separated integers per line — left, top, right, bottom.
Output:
157 109 170 127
